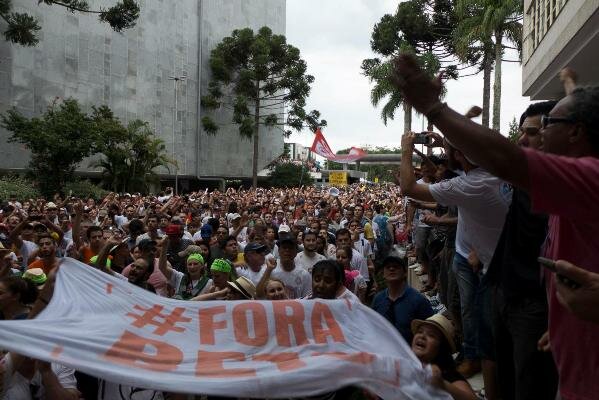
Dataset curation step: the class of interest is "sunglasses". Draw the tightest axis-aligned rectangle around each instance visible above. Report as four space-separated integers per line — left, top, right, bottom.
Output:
541 115 576 129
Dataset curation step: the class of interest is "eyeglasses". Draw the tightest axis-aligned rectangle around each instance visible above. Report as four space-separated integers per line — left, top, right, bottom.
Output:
541 115 576 129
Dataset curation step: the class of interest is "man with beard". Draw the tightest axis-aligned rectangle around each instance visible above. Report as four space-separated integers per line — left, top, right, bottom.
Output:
126 257 154 292
26 233 60 274
294 231 326 273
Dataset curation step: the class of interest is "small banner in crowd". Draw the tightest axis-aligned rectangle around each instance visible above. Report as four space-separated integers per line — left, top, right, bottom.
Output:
0 259 449 399
311 128 366 163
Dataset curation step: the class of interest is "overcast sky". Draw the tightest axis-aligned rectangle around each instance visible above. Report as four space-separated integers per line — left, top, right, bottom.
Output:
284 0 530 152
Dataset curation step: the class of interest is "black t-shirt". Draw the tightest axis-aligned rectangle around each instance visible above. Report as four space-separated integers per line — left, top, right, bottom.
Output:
486 188 548 302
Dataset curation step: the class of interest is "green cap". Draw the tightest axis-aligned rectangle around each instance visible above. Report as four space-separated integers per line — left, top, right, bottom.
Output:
22 269 47 285
89 255 111 269
210 258 232 274
187 253 205 265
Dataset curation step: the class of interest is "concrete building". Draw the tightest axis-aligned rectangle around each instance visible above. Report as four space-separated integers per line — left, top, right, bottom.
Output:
0 0 286 190
522 0 599 99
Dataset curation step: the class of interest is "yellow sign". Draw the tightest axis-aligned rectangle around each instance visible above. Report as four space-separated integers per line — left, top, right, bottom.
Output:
329 171 348 186
374 177 379 183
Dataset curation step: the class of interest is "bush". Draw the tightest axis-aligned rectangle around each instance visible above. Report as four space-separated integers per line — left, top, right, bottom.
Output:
64 180 109 200
0 175 41 201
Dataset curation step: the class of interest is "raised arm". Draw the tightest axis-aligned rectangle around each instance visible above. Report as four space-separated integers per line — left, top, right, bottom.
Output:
158 237 173 280
392 54 529 191
256 257 276 299
400 133 436 202
71 200 84 249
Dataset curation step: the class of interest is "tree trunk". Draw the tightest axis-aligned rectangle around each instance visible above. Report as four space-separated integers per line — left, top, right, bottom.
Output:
492 31 503 132
482 48 493 128
252 82 260 189
403 103 412 134
426 119 434 155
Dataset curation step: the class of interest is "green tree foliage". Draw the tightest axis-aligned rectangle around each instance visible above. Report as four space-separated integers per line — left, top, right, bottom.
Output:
2 98 99 196
455 0 523 131
507 116 519 143
268 163 312 188
92 109 174 193
327 146 402 182
362 0 463 133
0 0 139 46
0 175 41 201
2 99 171 196
201 26 326 189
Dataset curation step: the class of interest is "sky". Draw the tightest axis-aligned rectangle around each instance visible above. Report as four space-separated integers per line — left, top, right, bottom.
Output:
284 0 530 153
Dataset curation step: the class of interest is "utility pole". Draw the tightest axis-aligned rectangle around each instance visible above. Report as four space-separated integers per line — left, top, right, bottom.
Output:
168 75 186 195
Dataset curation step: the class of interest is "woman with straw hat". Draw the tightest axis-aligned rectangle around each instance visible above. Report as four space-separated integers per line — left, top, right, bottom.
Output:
411 314 477 400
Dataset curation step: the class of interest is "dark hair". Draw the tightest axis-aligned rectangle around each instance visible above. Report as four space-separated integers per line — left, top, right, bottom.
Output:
520 100 559 127
312 260 343 284
1 276 38 305
382 255 407 271
86 225 103 239
335 228 351 239
129 219 145 235
208 217 220 232
568 87 599 152
303 230 318 241
36 232 55 244
195 239 213 267
221 235 238 249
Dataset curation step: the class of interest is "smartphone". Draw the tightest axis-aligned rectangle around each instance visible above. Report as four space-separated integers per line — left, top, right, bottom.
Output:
537 257 581 289
413 133 431 145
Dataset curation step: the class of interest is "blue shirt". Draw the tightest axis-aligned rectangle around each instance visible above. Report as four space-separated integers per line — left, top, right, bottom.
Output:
372 286 434 343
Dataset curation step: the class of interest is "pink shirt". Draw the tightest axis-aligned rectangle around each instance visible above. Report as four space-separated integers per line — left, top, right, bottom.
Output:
525 148 599 400
122 259 168 297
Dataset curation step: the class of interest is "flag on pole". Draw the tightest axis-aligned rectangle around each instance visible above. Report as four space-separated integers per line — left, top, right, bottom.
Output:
311 128 366 163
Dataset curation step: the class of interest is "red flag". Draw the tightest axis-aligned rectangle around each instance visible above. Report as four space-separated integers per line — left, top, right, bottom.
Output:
310 128 365 163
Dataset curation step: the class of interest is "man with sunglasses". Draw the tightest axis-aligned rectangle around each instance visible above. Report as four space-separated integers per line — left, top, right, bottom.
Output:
391 55 599 400
485 101 559 400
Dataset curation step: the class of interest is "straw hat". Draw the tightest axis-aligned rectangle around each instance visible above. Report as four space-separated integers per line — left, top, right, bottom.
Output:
227 276 256 300
411 313 456 353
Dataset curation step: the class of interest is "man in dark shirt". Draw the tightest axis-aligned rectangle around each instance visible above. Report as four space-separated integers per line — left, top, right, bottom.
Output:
486 102 558 400
372 256 434 343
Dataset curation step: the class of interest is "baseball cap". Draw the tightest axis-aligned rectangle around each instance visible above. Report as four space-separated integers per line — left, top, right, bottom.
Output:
230 213 242 220
244 242 267 254
277 232 297 247
165 224 183 236
278 224 290 233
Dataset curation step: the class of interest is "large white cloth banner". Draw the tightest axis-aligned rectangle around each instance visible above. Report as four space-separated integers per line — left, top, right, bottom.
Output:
0 259 449 399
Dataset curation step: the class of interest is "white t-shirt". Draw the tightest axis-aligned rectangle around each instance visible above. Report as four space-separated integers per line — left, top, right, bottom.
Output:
414 178 431 228
1 353 77 400
270 260 312 299
294 251 326 273
236 264 266 286
114 215 129 228
353 238 373 260
350 248 369 281
20 240 38 269
429 168 511 272
229 226 248 247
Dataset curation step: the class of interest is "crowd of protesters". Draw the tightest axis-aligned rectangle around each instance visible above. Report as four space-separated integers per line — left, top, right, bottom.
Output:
0 61 597 400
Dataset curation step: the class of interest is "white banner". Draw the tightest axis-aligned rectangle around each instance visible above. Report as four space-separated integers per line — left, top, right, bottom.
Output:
0 258 449 399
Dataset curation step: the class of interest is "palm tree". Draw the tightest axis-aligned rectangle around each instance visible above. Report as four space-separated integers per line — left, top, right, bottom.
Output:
94 120 175 193
363 58 413 133
455 0 522 131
